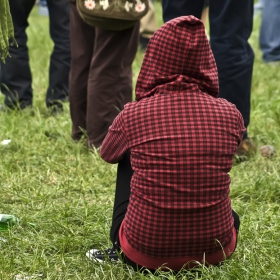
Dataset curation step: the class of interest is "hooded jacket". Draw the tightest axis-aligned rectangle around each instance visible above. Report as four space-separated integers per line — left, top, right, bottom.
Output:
101 16 245 269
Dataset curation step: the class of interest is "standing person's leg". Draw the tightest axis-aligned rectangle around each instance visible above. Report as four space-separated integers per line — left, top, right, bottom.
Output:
68 0 94 141
46 0 71 109
162 0 204 23
87 23 139 148
209 0 254 140
0 0 35 109
259 0 280 63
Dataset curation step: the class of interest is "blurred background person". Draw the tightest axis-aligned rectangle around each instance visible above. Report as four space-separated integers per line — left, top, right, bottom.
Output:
68 0 139 149
259 0 280 65
0 0 70 112
38 0 49 16
161 0 255 157
254 0 264 17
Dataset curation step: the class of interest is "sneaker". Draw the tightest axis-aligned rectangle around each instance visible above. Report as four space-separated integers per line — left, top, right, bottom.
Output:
235 138 256 157
86 247 121 263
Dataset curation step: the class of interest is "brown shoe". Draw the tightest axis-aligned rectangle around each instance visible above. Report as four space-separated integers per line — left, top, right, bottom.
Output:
235 138 256 157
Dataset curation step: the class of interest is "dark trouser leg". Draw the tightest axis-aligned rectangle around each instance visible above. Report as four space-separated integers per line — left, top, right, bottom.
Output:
46 0 70 108
232 209 240 233
69 0 94 141
162 0 254 139
87 23 139 148
209 0 254 139
232 209 240 252
0 0 35 108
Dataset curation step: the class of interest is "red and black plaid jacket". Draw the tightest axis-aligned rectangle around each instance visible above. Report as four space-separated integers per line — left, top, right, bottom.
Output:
101 16 245 259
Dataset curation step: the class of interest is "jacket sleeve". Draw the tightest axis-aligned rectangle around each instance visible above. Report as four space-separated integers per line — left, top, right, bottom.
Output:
100 111 128 164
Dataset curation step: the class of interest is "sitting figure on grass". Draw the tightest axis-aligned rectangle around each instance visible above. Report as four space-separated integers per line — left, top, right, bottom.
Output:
87 15 245 272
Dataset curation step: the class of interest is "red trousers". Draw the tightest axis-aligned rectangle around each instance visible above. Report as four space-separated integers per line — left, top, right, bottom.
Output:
69 0 139 148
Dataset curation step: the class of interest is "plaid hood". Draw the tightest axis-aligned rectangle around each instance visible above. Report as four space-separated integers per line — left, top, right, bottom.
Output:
135 16 219 101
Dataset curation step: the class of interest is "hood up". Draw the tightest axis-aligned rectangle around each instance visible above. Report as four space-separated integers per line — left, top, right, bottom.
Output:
135 16 219 101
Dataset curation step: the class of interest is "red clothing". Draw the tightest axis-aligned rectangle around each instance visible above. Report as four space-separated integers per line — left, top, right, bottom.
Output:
119 223 237 270
101 16 245 269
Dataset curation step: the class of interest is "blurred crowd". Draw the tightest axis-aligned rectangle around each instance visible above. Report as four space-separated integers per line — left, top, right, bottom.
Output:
1 0 279 150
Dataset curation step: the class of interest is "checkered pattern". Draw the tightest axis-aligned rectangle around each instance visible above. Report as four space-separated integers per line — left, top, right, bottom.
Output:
101 16 245 258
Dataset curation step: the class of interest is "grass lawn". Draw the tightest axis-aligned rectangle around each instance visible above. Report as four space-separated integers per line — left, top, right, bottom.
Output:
1 2 280 280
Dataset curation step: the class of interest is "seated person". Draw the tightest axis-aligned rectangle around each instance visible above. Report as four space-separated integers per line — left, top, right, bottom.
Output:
87 15 245 271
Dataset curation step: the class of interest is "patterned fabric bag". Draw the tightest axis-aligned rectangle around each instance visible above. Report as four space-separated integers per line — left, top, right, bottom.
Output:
76 0 149 30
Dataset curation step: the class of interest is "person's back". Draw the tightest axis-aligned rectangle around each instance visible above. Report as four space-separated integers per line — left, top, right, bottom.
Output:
98 16 245 271
122 89 242 259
